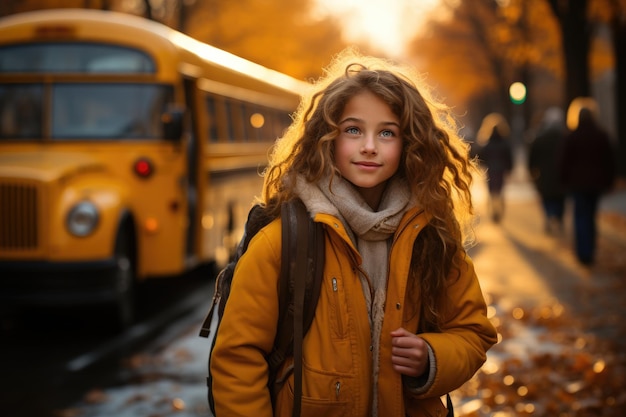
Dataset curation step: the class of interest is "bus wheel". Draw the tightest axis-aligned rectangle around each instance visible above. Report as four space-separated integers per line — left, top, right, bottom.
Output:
112 228 136 330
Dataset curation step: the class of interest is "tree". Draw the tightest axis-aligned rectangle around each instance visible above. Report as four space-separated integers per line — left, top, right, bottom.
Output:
606 0 626 177
182 0 348 80
549 0 625 178
546 0 592 107
409 0 562 133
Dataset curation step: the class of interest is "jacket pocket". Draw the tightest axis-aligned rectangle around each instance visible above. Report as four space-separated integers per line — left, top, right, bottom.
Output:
328 276 346 339
274 366 353 417
405 395 449 417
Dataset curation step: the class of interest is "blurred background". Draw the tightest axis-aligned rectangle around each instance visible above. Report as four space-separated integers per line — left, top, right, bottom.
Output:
0 0 623 167
1 1 625 417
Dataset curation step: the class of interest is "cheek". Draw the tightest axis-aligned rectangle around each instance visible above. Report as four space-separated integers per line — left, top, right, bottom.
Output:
387 143 403 169
334 139 352 166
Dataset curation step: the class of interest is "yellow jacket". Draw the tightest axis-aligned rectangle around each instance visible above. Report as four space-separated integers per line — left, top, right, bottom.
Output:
210 206 497 417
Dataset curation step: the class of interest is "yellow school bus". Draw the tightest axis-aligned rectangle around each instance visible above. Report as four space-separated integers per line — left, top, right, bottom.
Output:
0 8 309 328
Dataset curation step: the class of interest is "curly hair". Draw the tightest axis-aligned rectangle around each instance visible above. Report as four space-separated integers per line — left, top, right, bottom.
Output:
262 49 478 330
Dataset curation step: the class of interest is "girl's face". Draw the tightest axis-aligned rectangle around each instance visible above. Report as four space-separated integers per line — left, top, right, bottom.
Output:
335 90 402 209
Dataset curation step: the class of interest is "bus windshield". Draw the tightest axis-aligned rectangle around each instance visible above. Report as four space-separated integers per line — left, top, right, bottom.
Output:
52 83 174 139
0 43 155 73
0 83 175 140
0 84 42 139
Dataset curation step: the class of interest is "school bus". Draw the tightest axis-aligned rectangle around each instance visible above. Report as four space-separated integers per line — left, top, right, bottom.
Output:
0 8 309 328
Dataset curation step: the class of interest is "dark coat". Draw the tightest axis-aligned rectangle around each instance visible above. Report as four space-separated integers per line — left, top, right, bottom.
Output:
478 131 513 192
559 112 615 194
528 126 566 199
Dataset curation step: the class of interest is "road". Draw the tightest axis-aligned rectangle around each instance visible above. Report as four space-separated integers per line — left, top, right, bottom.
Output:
0 267 215 417
2 174 625 417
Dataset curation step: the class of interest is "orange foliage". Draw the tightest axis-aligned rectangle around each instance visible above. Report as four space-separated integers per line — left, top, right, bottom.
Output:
183 0 348 81
1 0 617 110
409 0 563 110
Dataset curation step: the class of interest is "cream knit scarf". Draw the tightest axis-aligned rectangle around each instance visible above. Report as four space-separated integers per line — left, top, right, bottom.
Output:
296 174 412 416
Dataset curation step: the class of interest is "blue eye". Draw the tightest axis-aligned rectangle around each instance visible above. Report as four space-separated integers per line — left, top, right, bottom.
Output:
345 127 360 135
380 130 395 138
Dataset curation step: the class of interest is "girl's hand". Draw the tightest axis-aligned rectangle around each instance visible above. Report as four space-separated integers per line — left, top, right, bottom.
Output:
390 328 429 377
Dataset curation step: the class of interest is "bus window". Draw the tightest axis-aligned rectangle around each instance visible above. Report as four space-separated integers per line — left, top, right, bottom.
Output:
259 106 275 141
221 98 235 142
244 104 259 142
238 101 249 141
52 83 174 139
225 98 247 142
206 95 219 142
0 84 43 139
279 112 292 137
272 111 283 139
212 95 229 142
0 43 155 74
266 110 277 140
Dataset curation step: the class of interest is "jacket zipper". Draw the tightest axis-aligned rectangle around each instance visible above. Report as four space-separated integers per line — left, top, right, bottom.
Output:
335 381 341 399
387 210 425 279
331 277 344 335
344 241 374 307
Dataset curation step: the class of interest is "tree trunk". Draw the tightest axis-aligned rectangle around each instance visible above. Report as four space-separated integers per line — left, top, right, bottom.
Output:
611 11 626 177
548 0 591 107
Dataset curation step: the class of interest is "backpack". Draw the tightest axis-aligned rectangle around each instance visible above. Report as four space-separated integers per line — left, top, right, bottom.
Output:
199 198 325 417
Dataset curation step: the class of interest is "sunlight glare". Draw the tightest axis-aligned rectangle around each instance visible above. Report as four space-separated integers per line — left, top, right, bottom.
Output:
313 0 440 57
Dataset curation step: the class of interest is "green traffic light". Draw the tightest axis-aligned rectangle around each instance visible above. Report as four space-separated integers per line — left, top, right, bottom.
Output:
509 82 527 105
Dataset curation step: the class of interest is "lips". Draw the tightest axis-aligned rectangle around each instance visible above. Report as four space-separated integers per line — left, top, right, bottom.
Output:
353 161 381 167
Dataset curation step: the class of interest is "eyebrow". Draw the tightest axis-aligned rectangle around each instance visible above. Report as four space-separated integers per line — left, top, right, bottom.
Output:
338 116 400 128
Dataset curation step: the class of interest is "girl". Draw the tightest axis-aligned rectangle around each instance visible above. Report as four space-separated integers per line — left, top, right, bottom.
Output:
210 49 498 417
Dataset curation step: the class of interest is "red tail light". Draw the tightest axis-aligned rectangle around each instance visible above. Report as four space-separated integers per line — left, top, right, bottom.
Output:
133 158 153 178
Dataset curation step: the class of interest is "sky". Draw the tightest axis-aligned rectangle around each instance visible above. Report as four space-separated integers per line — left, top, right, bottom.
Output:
313 0 440 57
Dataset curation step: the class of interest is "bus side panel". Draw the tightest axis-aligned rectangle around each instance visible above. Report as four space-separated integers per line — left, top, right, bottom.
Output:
201 169 264 268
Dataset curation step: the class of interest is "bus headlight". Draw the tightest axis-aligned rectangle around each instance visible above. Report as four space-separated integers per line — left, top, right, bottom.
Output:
66 201 100 237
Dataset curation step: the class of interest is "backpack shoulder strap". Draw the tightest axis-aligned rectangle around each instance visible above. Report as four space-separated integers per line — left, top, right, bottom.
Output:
303 204 325 331
281 197 324 318
268 198 325 416
287 199 308 417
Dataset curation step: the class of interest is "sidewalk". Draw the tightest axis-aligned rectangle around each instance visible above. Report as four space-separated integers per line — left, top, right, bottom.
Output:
457 176 626 416
599 179 626 246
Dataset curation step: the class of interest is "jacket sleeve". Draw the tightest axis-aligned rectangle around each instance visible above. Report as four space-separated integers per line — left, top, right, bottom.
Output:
415 253 498 397
210 220 282 417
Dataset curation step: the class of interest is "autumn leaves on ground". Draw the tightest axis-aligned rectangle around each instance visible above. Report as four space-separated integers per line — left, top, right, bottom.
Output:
456 188 626 417
458 294 626 416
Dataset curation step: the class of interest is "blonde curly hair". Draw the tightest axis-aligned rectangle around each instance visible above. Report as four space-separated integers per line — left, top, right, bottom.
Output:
263 48 476 239
261 48 479 330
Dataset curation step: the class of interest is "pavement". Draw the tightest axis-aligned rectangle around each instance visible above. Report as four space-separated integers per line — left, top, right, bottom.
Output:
598 178 626 247
459 174 626 417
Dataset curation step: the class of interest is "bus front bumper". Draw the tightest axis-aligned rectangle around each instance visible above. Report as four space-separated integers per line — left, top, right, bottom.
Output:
0 258 119 306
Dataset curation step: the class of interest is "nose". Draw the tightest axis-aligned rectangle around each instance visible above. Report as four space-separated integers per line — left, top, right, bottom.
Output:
361 134 378 155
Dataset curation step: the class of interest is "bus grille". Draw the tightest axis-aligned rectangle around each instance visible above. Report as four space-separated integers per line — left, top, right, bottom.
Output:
0 181 39 250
